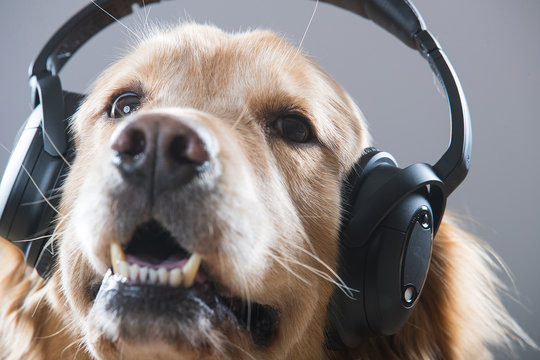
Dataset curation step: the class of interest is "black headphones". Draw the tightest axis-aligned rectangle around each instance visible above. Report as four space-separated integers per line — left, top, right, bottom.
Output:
0 0 471 350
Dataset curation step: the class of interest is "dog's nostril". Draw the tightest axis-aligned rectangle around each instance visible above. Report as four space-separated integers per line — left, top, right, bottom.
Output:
169 134 210 165
112 128 146 157
169 136 189 164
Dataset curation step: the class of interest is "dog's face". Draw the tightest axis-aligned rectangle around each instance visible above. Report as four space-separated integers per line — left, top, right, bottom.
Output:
57 24 367 359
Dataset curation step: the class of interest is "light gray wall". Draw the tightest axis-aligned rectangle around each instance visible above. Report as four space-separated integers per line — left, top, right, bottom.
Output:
0 1 538 358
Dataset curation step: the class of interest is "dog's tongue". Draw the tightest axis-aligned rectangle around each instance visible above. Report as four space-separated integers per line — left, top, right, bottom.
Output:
126 254 189 270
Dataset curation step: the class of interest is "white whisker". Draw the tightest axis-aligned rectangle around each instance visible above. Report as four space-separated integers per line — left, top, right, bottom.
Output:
19 164 60 215
42 128 71 169
29 286 48 319
297 0 319 53
143 0 152 34
11 234 52 244
276 252 356 299
0 142 13 155
71 339 85 360
59 335 85 359
269 251 312 286
33 319 73 340
287 240 357 298
91 0 142 42
1 137 66 217
223 338 258 360
44 213 72 253
22 192 62 206
134 0 152 37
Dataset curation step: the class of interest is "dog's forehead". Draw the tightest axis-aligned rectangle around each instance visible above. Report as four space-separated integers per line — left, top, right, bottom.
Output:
128 24 323 106
84 23 366 164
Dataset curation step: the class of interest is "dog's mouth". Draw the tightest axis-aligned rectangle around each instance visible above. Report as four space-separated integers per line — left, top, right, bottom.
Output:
91 220 278 348
111 220 203 288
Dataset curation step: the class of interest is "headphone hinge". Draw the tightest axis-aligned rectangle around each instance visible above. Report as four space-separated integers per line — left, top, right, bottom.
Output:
29 73 68 157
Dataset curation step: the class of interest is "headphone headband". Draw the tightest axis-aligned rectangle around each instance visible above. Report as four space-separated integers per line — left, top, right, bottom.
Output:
31 0 425 78
30 0 471 195
322 0 426 49
324 0 471 195
30 0 163 78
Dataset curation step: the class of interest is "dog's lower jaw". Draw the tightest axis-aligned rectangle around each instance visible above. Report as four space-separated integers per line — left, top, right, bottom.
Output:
70 255 334 360
87 273 271 348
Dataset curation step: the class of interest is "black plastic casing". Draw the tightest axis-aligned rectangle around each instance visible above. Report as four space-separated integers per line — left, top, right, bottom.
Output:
0 92 81 276
332 191 433 342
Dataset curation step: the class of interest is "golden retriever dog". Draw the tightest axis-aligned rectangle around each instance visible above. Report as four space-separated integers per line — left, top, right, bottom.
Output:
0 23 533 359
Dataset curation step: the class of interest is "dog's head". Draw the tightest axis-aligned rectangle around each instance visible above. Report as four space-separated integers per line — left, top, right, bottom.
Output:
57 23 368 359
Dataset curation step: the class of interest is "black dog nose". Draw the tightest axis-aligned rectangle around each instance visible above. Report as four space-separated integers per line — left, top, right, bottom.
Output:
110 113 213 191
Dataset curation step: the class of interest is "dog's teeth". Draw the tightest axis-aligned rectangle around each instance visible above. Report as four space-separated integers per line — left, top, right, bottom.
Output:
110 242 126 274
148 268 158 284
182 253 202 287
139 266 148 283
109 247 201 287
129 264 140 282
158 268 169 285
169 268 183 287
118 260 129 279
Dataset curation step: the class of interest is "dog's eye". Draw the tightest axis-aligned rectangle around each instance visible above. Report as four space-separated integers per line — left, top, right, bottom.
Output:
275 117 312 143
110 92 141 119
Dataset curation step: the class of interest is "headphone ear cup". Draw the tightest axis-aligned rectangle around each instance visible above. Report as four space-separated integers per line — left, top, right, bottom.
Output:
326 149 445 349
0 91 82 277
0 110 67 274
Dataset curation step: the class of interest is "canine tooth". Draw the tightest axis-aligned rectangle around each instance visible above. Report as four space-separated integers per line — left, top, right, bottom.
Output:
110 242 126 274
129 264 140 282
169 268 183 287
139 266 148 283
182 253 202 287
118 261 129 279
158 268 169 285
148 268 158 284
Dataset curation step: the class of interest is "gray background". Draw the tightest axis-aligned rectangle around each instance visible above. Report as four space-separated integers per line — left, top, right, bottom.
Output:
0 0 538 358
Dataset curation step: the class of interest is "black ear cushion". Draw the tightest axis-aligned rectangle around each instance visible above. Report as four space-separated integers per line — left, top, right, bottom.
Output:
342 148 397 204
343 161 445 247
0 91 81 276
340 148 397 235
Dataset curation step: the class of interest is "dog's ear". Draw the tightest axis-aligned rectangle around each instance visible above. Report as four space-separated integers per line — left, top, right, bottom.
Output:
0 237 28 289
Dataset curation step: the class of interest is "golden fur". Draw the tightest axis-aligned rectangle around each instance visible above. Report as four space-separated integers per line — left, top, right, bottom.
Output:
0 23 533 359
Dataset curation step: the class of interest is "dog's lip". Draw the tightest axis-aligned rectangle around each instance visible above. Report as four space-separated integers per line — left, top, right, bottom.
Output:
91 268 280 347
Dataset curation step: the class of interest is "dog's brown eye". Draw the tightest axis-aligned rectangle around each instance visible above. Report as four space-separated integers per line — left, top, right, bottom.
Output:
275 117 312 143
110 92 141 119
